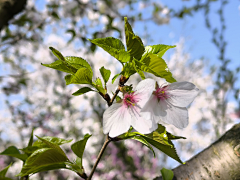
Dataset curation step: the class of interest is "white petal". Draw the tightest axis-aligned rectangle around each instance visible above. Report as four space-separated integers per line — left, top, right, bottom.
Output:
167 81 199 107
141 95 161 124
103 103 131 137
158 100 188 128
129 106 157 134
134 79 156 108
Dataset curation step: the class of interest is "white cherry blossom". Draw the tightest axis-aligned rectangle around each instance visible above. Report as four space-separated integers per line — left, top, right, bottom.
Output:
103 79 157 137
141 81 199 129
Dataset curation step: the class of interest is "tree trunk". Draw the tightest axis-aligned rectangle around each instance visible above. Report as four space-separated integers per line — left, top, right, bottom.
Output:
155 123 240 180
0 0 27 31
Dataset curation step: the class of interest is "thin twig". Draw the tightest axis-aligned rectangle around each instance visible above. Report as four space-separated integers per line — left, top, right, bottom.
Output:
87 136 111 180
109 86 120 106
85 76 129 179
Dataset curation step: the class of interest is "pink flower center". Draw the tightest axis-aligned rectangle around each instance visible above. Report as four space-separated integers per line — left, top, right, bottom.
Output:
154 86 170 101
123 92 138 107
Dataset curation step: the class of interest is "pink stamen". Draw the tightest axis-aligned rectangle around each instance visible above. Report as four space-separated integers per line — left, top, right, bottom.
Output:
123 92 138 107
154 86 170 101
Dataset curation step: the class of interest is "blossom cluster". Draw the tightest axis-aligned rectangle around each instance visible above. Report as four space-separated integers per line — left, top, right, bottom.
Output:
103 79 199 137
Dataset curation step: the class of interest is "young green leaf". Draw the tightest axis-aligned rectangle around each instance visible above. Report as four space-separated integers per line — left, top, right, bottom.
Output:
0 146 28 161
21 146 40 155
167 132 186 140
17 148 68 177
28 128 34 147
71 134 91 174
112 73 121 84
93 78 106 94
0 163 12 178
0 177 13 180
66 157 85 176
47 47 85 74
72 87 95 96
142 44 176 59
94 77 103 88
65 68 93 85
49 47 65 61
121 62 136 78
33 136 73 148
161 168 174 180
89 37 131 63
35 136 69 159
124 17 144 60
115 95 122 102
137 54 176 83
147 125 172 147
131 136 155 157
132 60 145 79
65 56 92 73
139 135 183 164
99 66 111 85
42 56 92 75
22 137 73 156
71 134 91 159
41 60 77 74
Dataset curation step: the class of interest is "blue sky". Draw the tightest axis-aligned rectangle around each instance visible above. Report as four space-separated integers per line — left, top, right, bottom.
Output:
150 0 239 70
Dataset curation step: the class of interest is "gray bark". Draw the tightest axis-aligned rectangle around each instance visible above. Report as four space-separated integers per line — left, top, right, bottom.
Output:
0 0 27 31
155 123 240 180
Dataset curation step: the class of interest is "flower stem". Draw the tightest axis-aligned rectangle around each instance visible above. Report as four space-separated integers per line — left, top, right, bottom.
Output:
87 135 111 180
109 86 120 106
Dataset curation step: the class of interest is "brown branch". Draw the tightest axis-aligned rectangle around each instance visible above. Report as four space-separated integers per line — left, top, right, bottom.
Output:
109 86 120 106
154 123 240 180
86 75 129 179
87 135 111 180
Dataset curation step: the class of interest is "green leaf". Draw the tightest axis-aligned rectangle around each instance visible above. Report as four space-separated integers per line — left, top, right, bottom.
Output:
42 56 92 75
132 60 145 79
143 45 176 59
66 157 85 175
71 134 91 159
94 77 103 88
124 17 144 60
49 47 65 61
72 87 95 96
28 128 34 147
147 125 172 147
99 66 111 85
112 74 121 84
115 95 121 102
167 132 186 140
21 146 40 155
65 68 93 85
65 56 92 73
65 74 73 85
131 136 155 157
42 60 77 74
0 177 13 180
138 54 176 83
161 168 174 180
48 47 88 74
122 62 136 78
89 37 131 63
71 134 91 173
34 136 69 161
0 163 12 177
140 136 183 164
93 78 106 94
33 136 73 148
17 148 68 177
0 146 28 161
